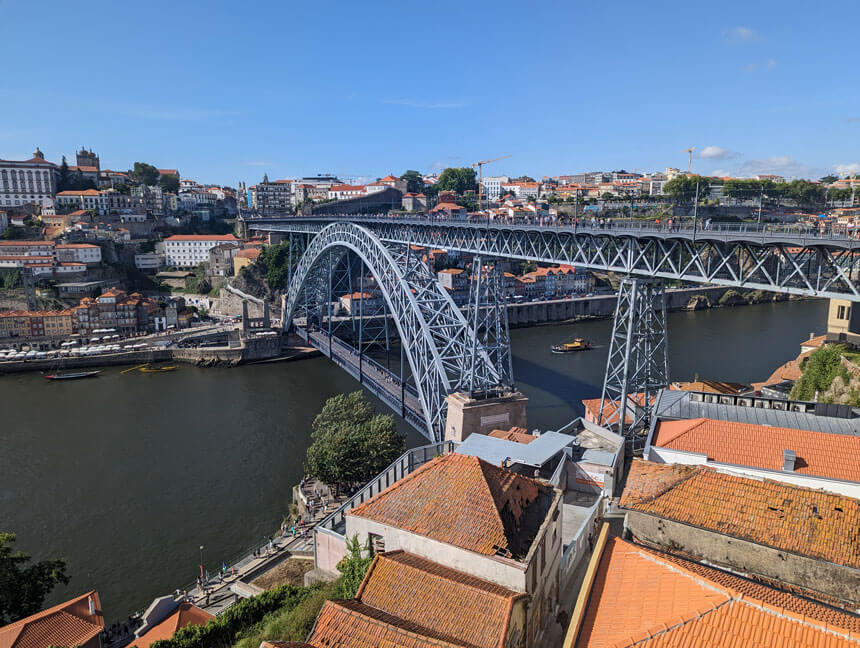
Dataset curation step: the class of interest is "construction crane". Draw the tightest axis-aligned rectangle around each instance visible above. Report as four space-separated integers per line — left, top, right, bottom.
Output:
683 146 696 173
472 155 511 209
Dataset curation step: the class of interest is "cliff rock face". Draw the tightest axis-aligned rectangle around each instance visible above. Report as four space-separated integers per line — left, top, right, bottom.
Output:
686 295 710 310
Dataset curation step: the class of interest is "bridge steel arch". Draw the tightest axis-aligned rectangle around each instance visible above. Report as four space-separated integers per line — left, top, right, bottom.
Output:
282 222 503 442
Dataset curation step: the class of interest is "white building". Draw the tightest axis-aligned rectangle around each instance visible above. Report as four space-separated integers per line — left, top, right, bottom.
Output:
482 176 508 200
55 189 109 215
0 211 7 233
163 234 239 268
135 252 165 272
327 184 366 200
56 244 101 265
0 148 59 208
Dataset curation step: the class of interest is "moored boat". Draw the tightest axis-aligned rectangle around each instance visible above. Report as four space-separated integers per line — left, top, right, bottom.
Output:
139 365 178 373
43 370 101 380
551 338 591 353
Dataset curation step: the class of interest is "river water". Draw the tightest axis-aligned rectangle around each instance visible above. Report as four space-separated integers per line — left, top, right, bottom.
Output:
0 299 827 620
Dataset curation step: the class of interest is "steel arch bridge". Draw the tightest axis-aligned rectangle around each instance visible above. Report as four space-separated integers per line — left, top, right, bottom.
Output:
282 222 510 442
254 217 860 301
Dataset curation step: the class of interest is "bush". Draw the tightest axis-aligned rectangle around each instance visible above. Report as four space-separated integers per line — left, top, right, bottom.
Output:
149 585 312 648
790 344 845 401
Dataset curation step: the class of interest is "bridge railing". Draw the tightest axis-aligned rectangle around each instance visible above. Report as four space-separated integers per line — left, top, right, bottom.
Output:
258 212 859 243
314 440 457 539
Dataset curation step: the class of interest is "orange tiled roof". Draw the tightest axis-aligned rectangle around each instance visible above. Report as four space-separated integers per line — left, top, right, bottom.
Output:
0 591 103 648
670 379 751 395
653 417 860 482
353 551 525 648
347 453 555 560
582 392 653 426
132 603 213 648
752 350 812 389
574 537 860 647
620 460 860 569
309 600 466 648
488 427 535 444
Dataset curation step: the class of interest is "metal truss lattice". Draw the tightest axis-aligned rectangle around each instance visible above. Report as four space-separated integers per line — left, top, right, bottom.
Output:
465 257 514 393
598 278 668 444
258 219 860 301
281 222 506 442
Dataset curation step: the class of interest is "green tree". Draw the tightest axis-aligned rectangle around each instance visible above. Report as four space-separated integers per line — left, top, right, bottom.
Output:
512 175 535 183
399 170 424 194
58 156 70 191
663 175 710 202
790 344 845 401
335 536 373 599
0 533 69 624
255 241 293 288
160 173 180 194
437 167 477 194
820 175 838 184
305 391 404 489
132 162 160 186
601 192 614 201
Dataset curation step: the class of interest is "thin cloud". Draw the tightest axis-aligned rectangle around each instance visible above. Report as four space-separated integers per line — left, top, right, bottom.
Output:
723 26 759 44
383 99 465 109
847 117 860 123
738 156 818 179
767 58 776 69
710 169 732 177
745 63 758 72
699 146 740 161
834 163 860 177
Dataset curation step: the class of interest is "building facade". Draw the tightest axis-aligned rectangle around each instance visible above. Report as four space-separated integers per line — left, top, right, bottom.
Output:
0 148 59 208
164 234 239 267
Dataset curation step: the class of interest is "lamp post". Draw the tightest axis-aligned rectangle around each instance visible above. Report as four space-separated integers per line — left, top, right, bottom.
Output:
199 545 204 581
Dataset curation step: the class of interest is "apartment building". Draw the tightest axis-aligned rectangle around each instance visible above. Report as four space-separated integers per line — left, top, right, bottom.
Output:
163 234 239 267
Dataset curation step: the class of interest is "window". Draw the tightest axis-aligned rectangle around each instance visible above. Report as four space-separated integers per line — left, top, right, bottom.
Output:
838 305 850 320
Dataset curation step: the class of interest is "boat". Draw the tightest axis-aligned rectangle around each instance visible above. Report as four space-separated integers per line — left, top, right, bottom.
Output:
551 338 592 353
44 370 101 380
139 365 178 373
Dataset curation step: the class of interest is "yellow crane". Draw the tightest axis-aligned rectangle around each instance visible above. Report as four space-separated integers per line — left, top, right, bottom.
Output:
472 155 511 208
683 146 696 173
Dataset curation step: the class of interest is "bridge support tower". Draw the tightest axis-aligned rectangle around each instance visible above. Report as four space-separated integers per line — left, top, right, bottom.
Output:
598 277 668 446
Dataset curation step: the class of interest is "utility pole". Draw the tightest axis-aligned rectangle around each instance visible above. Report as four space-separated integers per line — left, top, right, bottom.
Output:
692 182 700 238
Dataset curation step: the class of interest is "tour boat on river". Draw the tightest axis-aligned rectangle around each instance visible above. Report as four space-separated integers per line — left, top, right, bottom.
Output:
43 370 101 380
551 338 592 354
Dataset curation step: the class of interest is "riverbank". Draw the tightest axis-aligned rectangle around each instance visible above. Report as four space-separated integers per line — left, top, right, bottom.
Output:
0 338 318 374
505 285 802 327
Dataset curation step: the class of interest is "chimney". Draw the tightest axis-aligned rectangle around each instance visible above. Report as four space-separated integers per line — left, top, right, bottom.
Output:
782 449 796 472
88 594 96 616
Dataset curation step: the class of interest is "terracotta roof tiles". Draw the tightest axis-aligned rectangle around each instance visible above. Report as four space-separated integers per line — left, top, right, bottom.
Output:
621 460 860 569
0 591 103 648
132 603 213 648
347 453 555 560
309 600 467 647
653 417 860 482
574 538 860 647
488 427 535 444
353 551 524 648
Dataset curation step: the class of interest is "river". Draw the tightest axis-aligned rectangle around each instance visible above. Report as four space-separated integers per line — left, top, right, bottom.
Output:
0 299 827 621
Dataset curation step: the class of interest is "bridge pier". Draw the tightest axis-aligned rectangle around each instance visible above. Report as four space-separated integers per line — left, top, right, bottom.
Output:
598 277 668 445
444 390 529 443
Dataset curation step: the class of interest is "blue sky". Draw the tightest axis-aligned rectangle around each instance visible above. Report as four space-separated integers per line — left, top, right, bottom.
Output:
1 0 858 185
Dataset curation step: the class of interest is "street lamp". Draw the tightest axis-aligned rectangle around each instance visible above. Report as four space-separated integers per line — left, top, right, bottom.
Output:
199 545 204 581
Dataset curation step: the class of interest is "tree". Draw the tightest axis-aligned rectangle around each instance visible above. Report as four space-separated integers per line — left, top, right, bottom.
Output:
399 170 424 194
255 241 293 288
132 162 160 186
512 175 535 183
305 391 405 489
58 156 70 191
663 175 710 202
437 167 477 194
601 192 615 201
821 175 838 184
335 536 373 599
0 533 69 624
160 173 180 194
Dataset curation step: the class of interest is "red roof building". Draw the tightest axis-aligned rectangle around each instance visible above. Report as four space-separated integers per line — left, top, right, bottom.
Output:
132 603 213 648
566 536 860 647
0 592 104 648
305 551 527 648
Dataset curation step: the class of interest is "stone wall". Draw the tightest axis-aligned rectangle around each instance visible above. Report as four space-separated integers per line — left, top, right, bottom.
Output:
625 510 860 607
